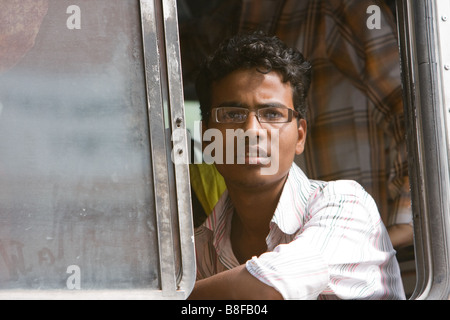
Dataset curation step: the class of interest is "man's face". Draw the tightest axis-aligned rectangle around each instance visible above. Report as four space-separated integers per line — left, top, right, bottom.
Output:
204 68 307 190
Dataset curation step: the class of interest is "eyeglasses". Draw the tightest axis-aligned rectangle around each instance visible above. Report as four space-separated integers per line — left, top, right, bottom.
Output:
210 106 300 124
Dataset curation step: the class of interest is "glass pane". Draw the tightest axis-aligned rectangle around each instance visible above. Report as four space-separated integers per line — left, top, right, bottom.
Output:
0 0 159 290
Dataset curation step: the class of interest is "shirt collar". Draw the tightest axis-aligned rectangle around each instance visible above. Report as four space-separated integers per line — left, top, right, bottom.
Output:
271 164 316 234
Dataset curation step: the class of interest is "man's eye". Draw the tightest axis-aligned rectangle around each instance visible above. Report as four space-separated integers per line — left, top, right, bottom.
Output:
224 111 245 120
261 109 283 119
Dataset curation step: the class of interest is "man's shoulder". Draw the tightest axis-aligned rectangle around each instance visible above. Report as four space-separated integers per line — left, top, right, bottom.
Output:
310 179 374 202
305 179 381 223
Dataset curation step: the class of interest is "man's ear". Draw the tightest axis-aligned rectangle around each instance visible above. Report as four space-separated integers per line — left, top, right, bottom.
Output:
295 119 307 155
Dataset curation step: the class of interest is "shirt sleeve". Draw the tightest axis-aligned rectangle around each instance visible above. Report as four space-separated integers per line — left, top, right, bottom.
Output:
246 180 405 300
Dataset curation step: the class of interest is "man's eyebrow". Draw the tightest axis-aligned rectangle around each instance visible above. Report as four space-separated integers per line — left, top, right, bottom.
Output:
216 101 247 108
216 101 288 109
257 102 289 109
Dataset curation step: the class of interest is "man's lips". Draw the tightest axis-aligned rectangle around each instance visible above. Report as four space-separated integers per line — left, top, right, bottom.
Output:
239 147 271 165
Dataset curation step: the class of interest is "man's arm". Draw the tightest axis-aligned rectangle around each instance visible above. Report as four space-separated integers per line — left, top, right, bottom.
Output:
188 265 283 300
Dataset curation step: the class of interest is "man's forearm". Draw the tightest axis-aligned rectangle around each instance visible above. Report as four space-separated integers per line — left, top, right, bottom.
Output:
188 265 283 300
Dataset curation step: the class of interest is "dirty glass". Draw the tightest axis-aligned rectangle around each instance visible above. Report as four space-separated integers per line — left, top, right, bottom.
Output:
0 1 159 291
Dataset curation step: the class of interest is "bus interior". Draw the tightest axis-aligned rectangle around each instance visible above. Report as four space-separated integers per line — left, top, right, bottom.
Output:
0 0 449 299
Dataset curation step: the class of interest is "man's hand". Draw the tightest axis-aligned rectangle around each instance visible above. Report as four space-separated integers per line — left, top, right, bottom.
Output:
188 265 283 300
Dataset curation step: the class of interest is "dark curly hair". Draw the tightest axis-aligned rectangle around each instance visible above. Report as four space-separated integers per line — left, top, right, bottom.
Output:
195 31 312 121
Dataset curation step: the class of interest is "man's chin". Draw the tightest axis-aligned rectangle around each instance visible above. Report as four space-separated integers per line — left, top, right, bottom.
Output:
243 156 271 165
218 166 282 189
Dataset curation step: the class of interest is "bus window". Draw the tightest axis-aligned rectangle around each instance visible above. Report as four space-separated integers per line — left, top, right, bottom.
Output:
397 0 450 300
178 0 419 298
0 0 194 299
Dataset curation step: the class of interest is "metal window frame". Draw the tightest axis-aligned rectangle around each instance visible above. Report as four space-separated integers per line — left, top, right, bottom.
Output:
140 0 195 299
397 0 450 300
0 0 195 300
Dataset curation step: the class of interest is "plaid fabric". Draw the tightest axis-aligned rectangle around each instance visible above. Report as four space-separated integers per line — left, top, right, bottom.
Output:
237 0 411 227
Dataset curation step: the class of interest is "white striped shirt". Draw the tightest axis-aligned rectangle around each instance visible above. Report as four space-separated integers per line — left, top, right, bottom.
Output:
194 164 406 299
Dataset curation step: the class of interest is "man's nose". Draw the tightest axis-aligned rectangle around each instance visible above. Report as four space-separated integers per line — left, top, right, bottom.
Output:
243 111 263 131
242 111 267 143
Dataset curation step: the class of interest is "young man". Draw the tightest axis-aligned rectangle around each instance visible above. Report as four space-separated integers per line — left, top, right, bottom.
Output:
189 32 405 300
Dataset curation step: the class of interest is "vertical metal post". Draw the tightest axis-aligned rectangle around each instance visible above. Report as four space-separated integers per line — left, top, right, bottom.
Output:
160 0 196 295
140 0 177 297
139 0 195 298
396 0 450 300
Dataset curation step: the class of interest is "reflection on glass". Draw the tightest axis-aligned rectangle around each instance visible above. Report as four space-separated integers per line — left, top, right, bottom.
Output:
0 1 158 290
